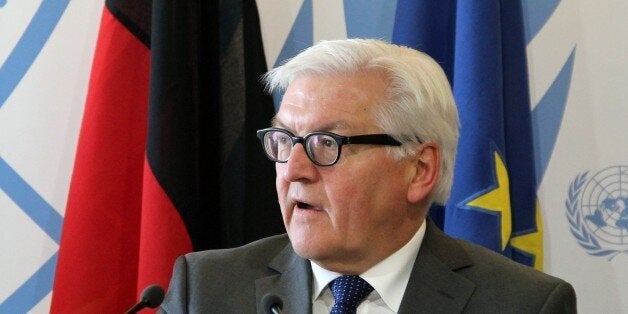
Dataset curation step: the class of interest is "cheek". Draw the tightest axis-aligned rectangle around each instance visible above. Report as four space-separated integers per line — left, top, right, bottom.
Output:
324 177 373 222
326 165 407 217
275 164 285 188
275 170 288 205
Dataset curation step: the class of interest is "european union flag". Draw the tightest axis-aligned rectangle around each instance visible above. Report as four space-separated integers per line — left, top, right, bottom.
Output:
393 0 543 270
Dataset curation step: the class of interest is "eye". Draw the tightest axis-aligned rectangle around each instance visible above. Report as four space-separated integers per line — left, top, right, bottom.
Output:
311 135 338 149
271 132 290 145
321 138 335 147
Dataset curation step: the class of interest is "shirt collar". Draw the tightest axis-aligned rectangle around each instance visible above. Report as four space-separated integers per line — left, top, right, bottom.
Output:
310 220 426 311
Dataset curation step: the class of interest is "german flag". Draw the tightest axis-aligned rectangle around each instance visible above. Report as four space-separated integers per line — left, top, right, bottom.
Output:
52 0 282 312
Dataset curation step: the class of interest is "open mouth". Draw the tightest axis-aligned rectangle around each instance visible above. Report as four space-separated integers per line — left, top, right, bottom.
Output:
296 201 318 210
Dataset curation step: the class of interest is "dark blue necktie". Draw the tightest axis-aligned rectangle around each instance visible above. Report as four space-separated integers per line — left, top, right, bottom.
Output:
329 275 374 314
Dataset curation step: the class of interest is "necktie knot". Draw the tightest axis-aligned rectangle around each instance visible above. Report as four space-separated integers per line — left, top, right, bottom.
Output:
329 275 374 314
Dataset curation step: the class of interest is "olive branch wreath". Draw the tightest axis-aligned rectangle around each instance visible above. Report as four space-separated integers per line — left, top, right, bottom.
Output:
566 171 627 261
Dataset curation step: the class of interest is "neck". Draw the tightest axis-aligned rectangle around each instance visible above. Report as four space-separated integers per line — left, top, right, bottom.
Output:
313 219 425 274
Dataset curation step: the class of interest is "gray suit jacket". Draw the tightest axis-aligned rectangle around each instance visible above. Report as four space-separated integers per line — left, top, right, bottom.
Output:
160 220 576 313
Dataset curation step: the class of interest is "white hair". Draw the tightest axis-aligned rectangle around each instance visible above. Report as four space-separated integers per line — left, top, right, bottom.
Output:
263 39 459 205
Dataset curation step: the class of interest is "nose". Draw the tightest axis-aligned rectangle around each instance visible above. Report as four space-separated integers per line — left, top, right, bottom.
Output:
280 143 318 182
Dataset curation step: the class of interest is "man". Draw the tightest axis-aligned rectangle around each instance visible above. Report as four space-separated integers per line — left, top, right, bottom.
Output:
160 39 576 313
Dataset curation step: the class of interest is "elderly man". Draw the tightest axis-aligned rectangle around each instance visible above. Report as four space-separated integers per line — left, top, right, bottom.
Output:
160 39 576 313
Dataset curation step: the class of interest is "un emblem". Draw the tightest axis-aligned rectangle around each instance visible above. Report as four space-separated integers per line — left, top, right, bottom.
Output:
566 166 628 260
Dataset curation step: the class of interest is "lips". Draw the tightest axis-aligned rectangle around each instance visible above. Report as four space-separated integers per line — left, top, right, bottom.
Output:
294 199 322 211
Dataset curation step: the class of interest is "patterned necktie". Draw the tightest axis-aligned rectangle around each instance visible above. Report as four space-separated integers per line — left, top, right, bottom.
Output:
329 275 374 314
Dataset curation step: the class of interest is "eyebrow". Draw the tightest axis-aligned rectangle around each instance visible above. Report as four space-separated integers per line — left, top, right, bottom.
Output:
271 117 351 133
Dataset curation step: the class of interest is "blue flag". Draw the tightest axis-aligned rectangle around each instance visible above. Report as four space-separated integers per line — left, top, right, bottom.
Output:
393 0 543 270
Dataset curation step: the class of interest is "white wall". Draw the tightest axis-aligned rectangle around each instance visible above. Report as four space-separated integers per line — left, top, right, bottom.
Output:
531 1 628 313
0 1 103 312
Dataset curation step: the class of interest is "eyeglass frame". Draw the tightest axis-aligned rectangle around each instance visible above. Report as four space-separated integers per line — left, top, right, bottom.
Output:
256 127 410 166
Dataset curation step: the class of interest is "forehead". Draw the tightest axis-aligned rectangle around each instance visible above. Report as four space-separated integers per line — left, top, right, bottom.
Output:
274 72 388 133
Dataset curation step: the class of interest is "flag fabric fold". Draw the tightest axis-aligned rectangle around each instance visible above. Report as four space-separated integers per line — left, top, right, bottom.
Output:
393 0 543 269
52 0 283 312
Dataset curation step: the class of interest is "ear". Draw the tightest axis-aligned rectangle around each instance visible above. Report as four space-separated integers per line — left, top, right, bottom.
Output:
407 143 440 204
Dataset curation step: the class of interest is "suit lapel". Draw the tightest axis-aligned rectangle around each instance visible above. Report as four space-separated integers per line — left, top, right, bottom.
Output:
398 219 476 314
253 220 475 313
255 242 312 314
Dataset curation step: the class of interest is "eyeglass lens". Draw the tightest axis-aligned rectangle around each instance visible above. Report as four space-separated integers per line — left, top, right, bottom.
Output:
306 135 339 165
264 131 292 161
263 130 339 165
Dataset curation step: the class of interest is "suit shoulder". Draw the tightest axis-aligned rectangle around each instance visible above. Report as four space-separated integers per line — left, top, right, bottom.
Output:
454 239 576 311
457 239 562 284
162 235 293 312
183 234 290 270
421 221 576 312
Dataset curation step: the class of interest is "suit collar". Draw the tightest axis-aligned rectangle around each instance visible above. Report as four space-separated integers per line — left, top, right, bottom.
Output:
253 219 476 314
255 241 312 314
398 219 476 313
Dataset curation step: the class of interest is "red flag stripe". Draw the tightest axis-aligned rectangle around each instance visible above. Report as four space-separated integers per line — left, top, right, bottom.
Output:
137 157 193 294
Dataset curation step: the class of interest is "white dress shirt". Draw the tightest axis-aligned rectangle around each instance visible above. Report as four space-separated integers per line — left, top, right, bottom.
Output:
311 221 426 313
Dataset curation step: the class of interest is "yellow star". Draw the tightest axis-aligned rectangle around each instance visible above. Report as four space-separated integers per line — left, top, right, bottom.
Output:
466 151 512 251
510 201 544 271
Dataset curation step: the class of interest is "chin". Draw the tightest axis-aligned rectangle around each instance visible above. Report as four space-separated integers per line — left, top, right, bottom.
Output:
289 236 330 260
291 245 320 261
